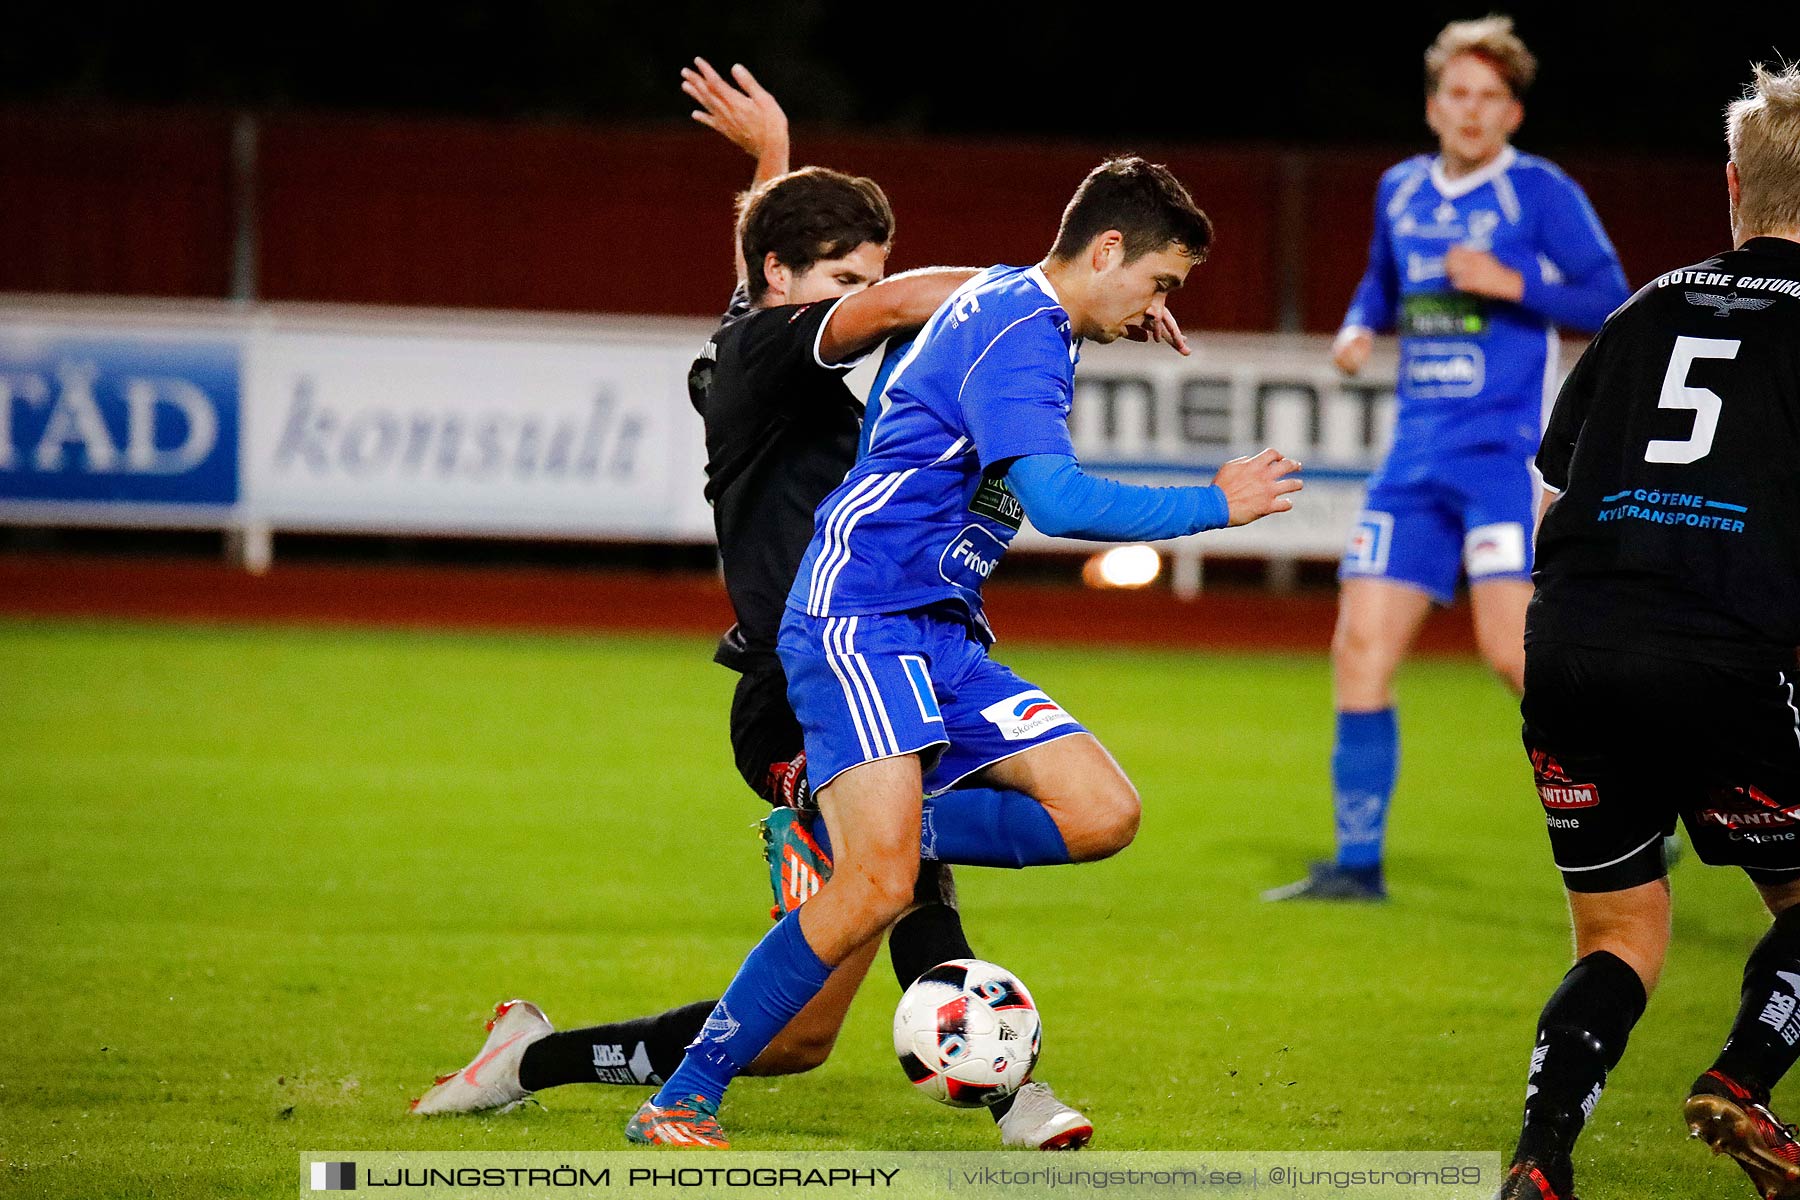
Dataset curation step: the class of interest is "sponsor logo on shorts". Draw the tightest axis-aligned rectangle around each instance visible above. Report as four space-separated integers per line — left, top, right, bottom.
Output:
1531 750 1599 809
979 690 1078 743
1539 785 1599 810
1464 521 1526 576
1700 785 1800 830
1699 808 1799 829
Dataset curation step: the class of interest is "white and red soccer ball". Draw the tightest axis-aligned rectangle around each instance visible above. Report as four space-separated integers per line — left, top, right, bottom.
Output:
892 958 1041 1107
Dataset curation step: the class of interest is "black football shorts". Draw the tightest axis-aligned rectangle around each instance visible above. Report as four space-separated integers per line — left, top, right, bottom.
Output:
728 656 805 803
1521 642 1800 892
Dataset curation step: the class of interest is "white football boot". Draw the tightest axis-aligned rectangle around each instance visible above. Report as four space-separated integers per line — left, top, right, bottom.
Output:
410 999 552 1115
997 1082 1095 1150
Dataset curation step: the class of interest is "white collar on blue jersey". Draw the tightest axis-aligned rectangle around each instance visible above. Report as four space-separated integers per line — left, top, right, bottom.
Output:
1430 144 1517 200
1025 264 1064 307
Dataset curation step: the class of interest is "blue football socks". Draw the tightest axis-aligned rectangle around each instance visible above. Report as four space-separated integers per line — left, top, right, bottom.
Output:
1332 708 1398 872
805 788 1072 869
921 787 1072 868
651 912 833 1107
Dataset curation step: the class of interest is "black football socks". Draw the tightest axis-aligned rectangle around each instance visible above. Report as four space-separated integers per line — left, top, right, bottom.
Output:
887 865 1022 1122
889 864 974 989
1702 903 1800 1101
1513 950 1648 1170
517 999 716 1091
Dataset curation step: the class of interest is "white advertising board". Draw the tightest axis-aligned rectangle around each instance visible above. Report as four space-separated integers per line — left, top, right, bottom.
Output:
8 296 1567 575
1040 333 1401 558
242 316 712 539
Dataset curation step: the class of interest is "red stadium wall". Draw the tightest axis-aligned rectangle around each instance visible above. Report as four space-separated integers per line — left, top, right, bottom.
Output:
0 109 1725 332
0 112 236 299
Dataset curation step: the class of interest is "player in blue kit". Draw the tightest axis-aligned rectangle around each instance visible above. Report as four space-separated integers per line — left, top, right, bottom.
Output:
412 59 1097 1150
1266 16 1631 902
625 157 1304 1146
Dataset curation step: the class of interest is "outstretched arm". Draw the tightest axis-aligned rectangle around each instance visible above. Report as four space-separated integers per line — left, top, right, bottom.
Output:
1006 449 1303 541
681 57 790 286
818 267 981 364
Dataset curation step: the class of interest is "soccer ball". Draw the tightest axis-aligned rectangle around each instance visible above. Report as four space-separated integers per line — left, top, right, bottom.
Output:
892 958 1041 1107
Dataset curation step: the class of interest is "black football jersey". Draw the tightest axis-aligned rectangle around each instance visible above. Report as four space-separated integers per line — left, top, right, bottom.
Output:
688 288 863 670
1531 237 1800 668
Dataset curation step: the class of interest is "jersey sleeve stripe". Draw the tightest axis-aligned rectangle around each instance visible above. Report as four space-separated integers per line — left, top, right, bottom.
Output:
1493 171 1522 223
1385 162 1429 219
811 295 864 371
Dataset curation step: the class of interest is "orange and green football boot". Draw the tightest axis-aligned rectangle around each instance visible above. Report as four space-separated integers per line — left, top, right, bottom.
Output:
761 807 832 917
625 1093 730 1148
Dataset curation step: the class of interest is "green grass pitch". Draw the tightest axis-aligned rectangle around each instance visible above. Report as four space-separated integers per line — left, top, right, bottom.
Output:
0 617 1776 1198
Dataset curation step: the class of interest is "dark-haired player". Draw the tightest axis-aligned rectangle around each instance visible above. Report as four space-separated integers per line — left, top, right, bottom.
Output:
624 156 1304 1146
411 59 1096 1149
1495 61 1800 1200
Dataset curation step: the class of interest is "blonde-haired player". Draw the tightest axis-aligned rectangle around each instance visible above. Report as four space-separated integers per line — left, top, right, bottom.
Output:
1498 61 1800 1200
1267 15 1629 902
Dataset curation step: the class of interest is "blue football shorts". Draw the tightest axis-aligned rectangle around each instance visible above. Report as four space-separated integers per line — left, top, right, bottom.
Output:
777 604 1090 796
1339 447 1537 604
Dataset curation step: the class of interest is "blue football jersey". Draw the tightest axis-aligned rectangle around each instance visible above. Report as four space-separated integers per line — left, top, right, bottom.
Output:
789 264 1076 639
1343 146 1629 480
853 334 916 463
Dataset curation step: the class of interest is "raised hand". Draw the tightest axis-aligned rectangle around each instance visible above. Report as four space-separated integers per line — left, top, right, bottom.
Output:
1445 244 1524 302
680 58 789 176
1213 448 1304 526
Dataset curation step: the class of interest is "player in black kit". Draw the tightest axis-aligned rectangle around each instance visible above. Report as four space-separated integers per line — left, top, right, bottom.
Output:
412 59 1102 1148
1498 63 1800 1200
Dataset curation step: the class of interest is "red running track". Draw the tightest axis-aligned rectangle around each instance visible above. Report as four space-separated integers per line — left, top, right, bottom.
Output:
0 553 1484 655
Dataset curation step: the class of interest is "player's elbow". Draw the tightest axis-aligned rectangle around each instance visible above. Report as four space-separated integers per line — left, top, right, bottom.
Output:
1025 509 1080 539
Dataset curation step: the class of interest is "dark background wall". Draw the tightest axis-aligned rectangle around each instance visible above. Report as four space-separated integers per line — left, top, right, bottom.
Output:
0 112 1727 331
0 2 1782 328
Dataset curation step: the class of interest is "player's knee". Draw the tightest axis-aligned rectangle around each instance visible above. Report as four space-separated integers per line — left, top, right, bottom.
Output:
1478 634 1525 692
1483 643 1526 693
1331 620 1391 680
1065 776 1141 861
838 852 920 922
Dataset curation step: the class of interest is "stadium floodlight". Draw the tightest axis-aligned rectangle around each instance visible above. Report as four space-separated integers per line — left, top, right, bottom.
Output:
1083 544 1161 589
